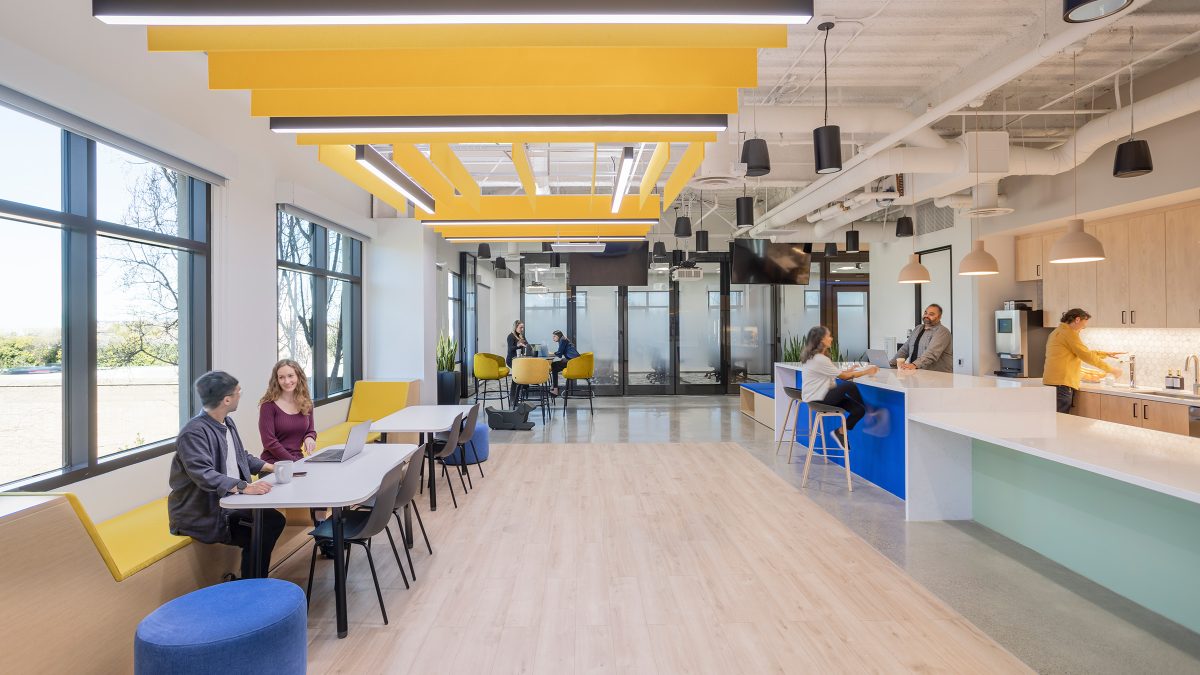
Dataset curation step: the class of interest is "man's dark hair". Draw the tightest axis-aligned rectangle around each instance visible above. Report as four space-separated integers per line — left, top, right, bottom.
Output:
926 303 944 316
195 371 239 409
1061 308 1092 324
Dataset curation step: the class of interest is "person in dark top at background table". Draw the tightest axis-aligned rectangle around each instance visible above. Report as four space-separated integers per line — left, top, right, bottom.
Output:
168 370 285 581
549 330 581 396
507 320 529 405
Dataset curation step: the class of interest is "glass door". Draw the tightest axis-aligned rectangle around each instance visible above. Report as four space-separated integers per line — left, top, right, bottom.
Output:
625 283 672 394
573 285 621 395
832 284 870 362
674 260 726 393
728 281 774 383
779 262 823 360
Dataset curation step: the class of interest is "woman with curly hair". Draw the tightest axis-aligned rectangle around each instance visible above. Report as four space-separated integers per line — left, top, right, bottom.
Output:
257 359 317 463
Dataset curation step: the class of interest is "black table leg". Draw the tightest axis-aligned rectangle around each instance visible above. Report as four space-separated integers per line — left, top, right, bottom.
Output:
424 432 438 511
332 506 348 639
251 509 265 578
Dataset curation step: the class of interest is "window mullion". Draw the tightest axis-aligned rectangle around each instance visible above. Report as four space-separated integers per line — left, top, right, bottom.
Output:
312 274 328 400
61 132 96 470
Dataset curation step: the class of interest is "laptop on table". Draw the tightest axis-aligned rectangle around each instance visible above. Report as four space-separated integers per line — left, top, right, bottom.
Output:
865 349 895 369
306 420 372 463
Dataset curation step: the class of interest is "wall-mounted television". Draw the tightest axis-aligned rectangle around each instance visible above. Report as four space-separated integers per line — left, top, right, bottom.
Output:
730 240 811 284
568 242 650 287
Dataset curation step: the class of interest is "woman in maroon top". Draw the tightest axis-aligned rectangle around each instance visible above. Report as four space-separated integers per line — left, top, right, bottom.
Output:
258 359 317 463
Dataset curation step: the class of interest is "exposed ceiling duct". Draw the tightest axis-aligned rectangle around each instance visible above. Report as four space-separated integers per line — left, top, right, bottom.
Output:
729 107 949 148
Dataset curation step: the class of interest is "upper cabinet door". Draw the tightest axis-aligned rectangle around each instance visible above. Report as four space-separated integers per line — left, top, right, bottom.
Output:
1015 236 1042 281
1166 205 1200 328
1126 212 1166 328
1093 219 1130 327
1042 231 1068 328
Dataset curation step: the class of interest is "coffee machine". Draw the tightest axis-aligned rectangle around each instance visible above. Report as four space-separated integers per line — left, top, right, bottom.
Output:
994 306 1051 378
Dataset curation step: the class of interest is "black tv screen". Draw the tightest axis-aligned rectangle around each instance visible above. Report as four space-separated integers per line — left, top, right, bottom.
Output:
730 240 812 284
568 242 650 286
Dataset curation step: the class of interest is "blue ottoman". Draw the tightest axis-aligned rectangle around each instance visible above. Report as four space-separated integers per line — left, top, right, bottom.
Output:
443 420 490 466
135 579 306 675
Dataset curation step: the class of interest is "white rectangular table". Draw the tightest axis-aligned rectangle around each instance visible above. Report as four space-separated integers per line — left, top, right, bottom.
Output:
221 443 419 639
372 404 475 513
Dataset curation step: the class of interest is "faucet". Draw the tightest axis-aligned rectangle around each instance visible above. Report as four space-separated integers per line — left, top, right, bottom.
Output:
1186 354 1200 395
1129 354 1136 389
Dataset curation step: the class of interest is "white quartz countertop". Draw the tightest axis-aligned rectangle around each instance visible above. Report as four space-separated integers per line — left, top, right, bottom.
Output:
1077 382 1200 407
775 363 1044 393
910 411 1200 505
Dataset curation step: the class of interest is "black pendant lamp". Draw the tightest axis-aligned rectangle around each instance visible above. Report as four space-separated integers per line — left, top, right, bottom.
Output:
813 22 842 175
824 242 838 257
695 229 709 252
1063 0 1133 23
802 243 813 254
652 241 667 258
541 242 553 252
477 243 491 259
845 228 860 253
494 256 507 271
895 215 914 237
1114 31 1153 178
735 195 755 227
674 210 693 238
551 253 561 268
741 137 770 177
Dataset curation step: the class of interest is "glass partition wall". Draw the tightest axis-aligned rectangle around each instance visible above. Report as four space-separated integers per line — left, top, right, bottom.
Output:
516 249 868 395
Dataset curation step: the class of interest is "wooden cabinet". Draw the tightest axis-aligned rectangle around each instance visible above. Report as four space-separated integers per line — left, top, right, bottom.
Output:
1015 236 1043 281
1140 400 1191 435
1071 390 1103 419
1126 213 1166 327
1165 205 1200 328
1093 218 1129 327
1042 231 1068 328
1100 393 1141 426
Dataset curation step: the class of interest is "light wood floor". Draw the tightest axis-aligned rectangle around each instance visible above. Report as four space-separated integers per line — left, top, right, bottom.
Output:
276 443 1031 673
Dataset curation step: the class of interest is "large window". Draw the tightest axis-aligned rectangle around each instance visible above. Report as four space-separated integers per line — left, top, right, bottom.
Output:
276 207 362 400
0 105 210 488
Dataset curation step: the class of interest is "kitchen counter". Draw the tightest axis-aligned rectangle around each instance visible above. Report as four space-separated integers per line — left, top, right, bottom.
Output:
1078 381 1200 407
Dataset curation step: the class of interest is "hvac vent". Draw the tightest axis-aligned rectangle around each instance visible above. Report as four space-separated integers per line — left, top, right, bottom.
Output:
967 205 1015 218
916 202 954 236
689 175 743 189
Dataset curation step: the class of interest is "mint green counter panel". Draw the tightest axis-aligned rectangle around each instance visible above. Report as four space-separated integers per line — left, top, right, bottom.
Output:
972 439 1200 634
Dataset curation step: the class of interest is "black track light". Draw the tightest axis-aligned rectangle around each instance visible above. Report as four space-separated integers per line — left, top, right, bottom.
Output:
477 243 491 259
695 230 709 252
741 138 771 177
824 242 838 257
1063 0 1133 23
735 196 755 227
895 215 914 238
845 229 860 253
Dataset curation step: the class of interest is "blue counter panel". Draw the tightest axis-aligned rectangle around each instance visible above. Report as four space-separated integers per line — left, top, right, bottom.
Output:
792 370 907 499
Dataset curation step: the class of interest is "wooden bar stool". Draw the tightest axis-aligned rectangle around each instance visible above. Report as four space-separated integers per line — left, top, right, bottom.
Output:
776 386 806 463
800 402 853 492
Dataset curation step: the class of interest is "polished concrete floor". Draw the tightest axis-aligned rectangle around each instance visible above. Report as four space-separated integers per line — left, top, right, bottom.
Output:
491 395 1200 675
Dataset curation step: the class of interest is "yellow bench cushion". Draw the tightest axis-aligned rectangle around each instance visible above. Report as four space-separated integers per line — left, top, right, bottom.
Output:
94 497 192 581
315 421 383 451
347 381 412 422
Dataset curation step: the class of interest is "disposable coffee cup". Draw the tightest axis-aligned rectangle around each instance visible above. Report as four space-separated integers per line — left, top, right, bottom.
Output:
275 460 294 484
896 358 907 368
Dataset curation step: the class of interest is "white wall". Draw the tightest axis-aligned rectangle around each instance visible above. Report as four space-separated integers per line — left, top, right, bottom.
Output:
0 1 404 515
366 219 438 403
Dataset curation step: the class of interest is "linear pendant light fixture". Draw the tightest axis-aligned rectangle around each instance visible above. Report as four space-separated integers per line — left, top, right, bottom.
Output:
1062 0 1133 23
354 144 436 213
611 146 636 214
1114 29 1153 178
272 114 728 135
93 0 814 25
443 235 646 243
813 22 842 175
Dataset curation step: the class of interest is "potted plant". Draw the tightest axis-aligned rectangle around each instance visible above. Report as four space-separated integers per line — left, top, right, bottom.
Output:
435 333 459 404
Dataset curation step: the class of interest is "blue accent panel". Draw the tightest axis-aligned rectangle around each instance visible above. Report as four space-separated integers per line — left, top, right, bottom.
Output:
792 369 906 499
740 382 776 398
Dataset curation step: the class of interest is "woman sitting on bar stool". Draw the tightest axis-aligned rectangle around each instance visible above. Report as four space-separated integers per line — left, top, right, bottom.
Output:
798 325 877 447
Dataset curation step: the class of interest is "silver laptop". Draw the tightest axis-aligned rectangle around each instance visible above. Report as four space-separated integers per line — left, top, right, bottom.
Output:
865 349 894 369
306 420 371 463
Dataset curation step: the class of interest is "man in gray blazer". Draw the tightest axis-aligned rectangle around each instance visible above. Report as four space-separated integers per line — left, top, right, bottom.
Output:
168 371 284 580
892 304 954 373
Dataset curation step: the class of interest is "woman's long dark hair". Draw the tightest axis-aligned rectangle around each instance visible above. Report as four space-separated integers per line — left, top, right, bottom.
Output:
798 326 830 364
512 320 524 338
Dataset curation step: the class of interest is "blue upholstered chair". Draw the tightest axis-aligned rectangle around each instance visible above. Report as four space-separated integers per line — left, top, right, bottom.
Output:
135 578 306 675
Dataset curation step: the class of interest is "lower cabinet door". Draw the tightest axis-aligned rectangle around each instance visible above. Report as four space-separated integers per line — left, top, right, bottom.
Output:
1140 401 1191 435
1071 390 1103 419
1100 394 1142 427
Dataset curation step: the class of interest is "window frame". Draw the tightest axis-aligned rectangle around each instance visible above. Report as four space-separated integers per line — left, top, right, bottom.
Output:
274 205 363 404
2 128 212 492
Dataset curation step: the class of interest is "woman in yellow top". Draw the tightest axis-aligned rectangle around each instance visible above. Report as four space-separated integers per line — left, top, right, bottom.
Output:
1043 308 1122 413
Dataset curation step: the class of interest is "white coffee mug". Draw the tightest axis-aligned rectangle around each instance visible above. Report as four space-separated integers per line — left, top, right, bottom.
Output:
896 357 907 368
275 460 294 484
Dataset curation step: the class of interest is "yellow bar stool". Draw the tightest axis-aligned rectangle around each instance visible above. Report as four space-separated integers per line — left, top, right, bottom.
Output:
473 353 509 404
800 402 853 492
512 357 552 424
561 352 595 415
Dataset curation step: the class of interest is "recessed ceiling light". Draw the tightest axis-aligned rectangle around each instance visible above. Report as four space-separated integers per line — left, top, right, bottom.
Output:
271 114 728 135
354 144 435 213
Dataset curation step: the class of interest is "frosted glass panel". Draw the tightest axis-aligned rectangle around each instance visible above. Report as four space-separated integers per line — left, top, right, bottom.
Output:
836 291 869 362
730 283 773 382
627 285 670 386
678 262 722 384
523 267 567 356
575 287 619 386
780 262 822 347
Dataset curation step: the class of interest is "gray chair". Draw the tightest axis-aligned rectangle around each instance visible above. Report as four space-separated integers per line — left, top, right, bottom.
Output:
305 460 409 625
421 412 467 507
454 403 485 487
354 446 433 583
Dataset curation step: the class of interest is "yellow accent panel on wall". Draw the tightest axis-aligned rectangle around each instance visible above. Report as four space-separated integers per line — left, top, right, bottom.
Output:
208 48 758 89
388 144 456 202
317 145 410 213
420 195 662 221
295 132 718 145
429 144 481 212
249 86 738 117
662 142 706 208
148 24 787 52
639 143 670 209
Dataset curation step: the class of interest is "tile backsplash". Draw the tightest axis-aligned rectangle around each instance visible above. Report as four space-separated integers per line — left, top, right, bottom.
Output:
1081 328 1200 388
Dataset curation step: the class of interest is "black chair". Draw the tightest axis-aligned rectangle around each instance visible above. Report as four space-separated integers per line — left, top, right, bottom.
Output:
305 460 408 625
453 403 486 487
355 446 433 582
421 412 467 507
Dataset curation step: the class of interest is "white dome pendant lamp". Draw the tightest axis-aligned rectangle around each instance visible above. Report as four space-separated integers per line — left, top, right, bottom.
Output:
958 113 998 277
896 175 931 284
1050 52 1106 265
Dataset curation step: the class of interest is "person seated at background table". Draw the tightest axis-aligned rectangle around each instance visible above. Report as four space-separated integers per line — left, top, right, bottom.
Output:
507 319 529 405
1043 307 1123 414
798 326 878 447
549 329 581 396
168 370 285 581
258 358 316 463
891 303 953 372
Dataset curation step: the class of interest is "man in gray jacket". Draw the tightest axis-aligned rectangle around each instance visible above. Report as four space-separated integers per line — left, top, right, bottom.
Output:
892 304 954 373
168 371 284 580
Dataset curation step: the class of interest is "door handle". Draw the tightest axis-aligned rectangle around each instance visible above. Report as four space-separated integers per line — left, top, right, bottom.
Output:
1133 402 1138 418
1131 310 1136 324
1143 404 1149 420
1036 264 1040 277
1121 310 1127 325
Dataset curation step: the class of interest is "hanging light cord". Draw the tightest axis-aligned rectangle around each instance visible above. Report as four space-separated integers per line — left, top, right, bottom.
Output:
1128 28 1136 140
822 26 831 127
1072 51 1078 219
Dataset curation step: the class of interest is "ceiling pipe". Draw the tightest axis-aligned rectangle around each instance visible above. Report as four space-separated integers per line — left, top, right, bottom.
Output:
807 191 900 222
752 0 1156 236
730 107 947 148
768 221 890 243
